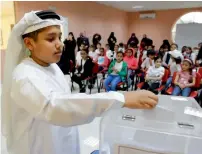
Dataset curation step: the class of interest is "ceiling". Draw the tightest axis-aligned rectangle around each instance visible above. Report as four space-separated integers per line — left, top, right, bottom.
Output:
97 1 202 12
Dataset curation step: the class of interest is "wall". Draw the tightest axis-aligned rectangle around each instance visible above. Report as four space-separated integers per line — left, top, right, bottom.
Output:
128 7 202 49
15 1 129 44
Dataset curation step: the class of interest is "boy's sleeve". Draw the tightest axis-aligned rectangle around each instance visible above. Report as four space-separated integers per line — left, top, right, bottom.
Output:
108 62 114 73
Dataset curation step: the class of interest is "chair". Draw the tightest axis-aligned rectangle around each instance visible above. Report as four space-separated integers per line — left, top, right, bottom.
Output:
136 69 169 92
69 60 75 92
82 62 99 94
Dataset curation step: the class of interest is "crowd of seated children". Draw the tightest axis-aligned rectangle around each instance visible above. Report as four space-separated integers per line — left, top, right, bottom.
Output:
124 48 138 88
142 56 165 94
172 59 196 97
104 51 127 92
68 35 201 103
72 49 94 93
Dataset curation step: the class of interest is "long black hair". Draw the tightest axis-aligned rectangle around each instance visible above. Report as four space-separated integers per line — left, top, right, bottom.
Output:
196 46 202 60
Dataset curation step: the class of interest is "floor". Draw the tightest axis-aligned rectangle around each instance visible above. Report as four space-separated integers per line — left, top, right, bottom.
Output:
1 74 105 154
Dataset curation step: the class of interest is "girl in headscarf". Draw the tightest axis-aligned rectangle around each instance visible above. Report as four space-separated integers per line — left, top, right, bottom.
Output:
108 32 117 51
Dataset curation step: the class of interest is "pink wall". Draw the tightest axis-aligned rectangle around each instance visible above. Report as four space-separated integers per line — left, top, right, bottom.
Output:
128 7 202 49
15 1 129 44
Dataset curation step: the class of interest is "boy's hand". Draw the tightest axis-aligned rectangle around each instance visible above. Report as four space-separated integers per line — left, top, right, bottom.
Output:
123 90 158 109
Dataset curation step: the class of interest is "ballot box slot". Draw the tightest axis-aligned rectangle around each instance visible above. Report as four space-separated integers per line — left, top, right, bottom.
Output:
177 122 194 129
122 115 136 121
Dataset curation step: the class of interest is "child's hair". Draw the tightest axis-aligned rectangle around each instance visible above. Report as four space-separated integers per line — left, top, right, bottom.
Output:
100 47 104 52
183 59 193 74
117 51 124 57
173 57 182 64
105 44 109 46
119 43 124 47
181 46 187 53
81 48 89 54
171 43 178 49
129 42 136 48
187 46 192 53
147 50 156 57
154 56 162 62
115 44 119 48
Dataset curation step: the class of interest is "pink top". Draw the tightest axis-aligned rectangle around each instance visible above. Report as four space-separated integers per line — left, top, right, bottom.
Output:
177 71 196 86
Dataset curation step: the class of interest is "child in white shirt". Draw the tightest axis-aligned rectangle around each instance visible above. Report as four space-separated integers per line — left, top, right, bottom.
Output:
142 56 165 94
141 50 155 71
106 44 113 60
76 43 85 66
95 43 101 55
89 45 98 62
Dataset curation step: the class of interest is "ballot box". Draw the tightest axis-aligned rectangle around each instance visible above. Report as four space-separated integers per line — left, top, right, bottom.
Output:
99 95 202 154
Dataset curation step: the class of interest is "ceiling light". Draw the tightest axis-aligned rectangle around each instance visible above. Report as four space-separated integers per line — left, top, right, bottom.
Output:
132 6 144 9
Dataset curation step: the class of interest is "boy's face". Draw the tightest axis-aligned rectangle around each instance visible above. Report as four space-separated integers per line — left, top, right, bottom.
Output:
80 50 88 59
164 48 168 52
25 26 63 66
97 44 101 49
116 53 123 62
149 54 155 60
80 44 85 50
155 58 162 68
90 47 94 51
100 49 104 56
114 46 119 52
106 45 109 50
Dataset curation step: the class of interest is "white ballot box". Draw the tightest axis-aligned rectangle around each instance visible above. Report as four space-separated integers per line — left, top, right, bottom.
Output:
99 95 202 154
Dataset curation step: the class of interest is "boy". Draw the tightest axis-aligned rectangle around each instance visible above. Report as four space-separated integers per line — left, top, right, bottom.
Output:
2 10 158 154
76 43 85 66
106 43 113 60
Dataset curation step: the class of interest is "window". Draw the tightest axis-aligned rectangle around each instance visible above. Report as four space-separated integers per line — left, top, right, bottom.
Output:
172 12 202 41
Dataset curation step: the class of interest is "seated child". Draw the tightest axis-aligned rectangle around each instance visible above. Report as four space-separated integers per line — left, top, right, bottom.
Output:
172 59 196 97
123 48 138 88
104 51 127 92
72 49 94 93
106 43 113 60
96 48 109 71
142 56 165 94
162 50 182 92
112 44 119 60
118 43 125 53
89 45 98 62
141 50 155 71
95 43 101 55
76 43 85 66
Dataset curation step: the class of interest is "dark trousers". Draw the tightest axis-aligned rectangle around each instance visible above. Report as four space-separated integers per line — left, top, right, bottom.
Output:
142 82 160 94
72 74 85 89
